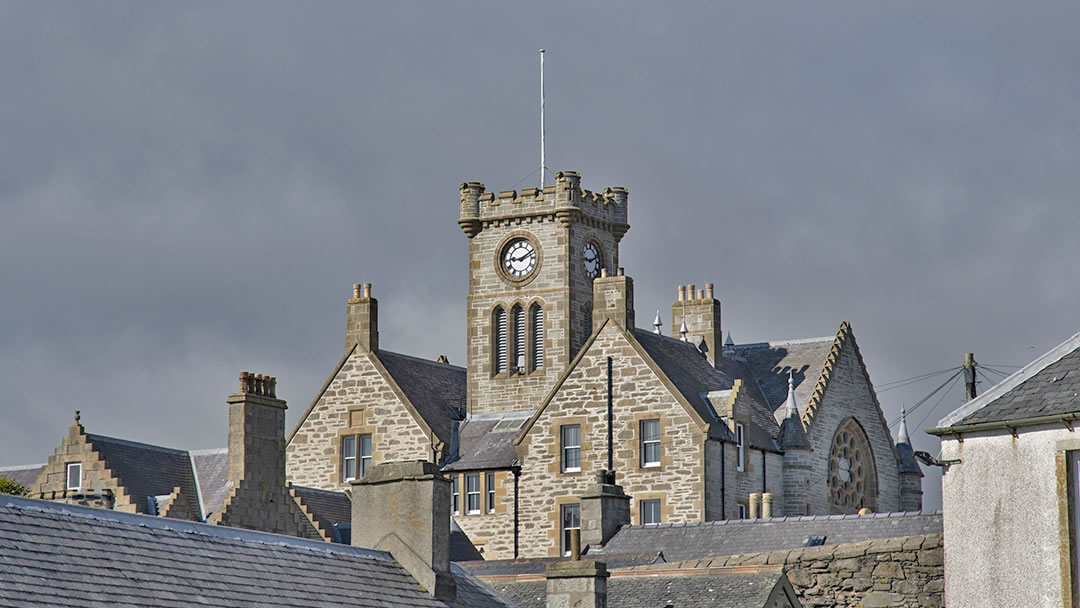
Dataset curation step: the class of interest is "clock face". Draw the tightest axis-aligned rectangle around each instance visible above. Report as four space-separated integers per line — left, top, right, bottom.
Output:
583 243 602 279
503 239 537 278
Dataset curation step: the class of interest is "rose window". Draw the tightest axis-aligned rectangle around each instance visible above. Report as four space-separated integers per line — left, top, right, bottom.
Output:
827 418 878 514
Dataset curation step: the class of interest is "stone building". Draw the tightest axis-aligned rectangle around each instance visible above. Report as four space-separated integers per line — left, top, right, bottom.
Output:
929 329 1080 608
286 171 924 560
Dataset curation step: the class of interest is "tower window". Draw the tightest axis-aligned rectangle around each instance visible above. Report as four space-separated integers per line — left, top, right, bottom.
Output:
530 304 544 371
561 424 581 473
494 307 507 374
513 305 525 372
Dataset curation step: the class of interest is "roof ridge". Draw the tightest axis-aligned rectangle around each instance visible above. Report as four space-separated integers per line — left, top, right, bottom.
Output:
291 484 350 497
619 510 941 530
732 336 835 349
0 494 388 559
188 447 228 456
85 434 190 456
0 463 46 471
378 349 467 372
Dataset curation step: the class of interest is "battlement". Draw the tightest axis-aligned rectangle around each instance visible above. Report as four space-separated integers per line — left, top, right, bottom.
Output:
458 171 628 238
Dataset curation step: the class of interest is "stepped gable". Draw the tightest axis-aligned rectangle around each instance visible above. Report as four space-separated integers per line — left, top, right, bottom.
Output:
189 448 229 519
633 328 780 451
0 494 514 608
291 484 353 542
600 511 942 563
0 463 44 489
938 338 1080 428
730 336 835 416
443 415 526 472
86 434 198 509
489 567 792 608
376 350 466 443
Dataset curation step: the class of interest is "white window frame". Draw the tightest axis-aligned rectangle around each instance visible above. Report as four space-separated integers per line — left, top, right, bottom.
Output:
466 473 481 515
486 472 496 513
736 423 745 472
342 436 357 482
359 434 372 479
640 499 661 525
561 503 581 556
640 419 661 467
561 424 581 473
66 462 81 492
738 503 747 519
451 475 460 515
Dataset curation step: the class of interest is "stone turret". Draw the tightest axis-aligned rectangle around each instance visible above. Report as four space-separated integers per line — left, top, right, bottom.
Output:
777 373 813 516
895 408 924 512
671 283 722 366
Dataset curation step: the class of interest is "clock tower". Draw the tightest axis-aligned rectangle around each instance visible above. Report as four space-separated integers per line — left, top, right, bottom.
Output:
459 171 629 415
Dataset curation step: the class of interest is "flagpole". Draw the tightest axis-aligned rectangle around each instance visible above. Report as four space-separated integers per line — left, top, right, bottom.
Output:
540 49 546 188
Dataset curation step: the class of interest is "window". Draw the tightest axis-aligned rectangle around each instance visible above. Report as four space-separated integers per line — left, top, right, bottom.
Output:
640 499 661 525
738 504 747 519
466 474 481 514
531 304 544 370
736 423 745 472
640 419 661 467
561 424 581 473
486 472 496 513
561 503 581 556
452 475 460 515
66 463 81 492
343 436 356 481
513 305 526 371
494 307 507 374
342 434 372 482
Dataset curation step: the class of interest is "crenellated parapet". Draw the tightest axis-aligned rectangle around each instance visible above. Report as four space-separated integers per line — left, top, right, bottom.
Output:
458 171 629 239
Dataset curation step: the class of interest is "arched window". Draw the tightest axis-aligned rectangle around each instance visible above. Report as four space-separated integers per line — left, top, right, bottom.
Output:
530 303 544 370
827 418 879 514
494 307 507 374
512 305 526 371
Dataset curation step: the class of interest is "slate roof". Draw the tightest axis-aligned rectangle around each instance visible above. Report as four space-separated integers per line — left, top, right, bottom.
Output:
86 434 199 512
0 494 513 608
0 464 44 490
729 337 835 415
292 484 352 535
443 415 525 472
484 567 793 608
633 329 781 451
600 511 942 562
935 331 1080 429
190 448 230 519
377 350 466 444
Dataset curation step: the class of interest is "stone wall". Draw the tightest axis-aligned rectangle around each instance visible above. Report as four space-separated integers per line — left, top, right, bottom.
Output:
447 469 516 560
515 324 707 557
683 533 945 608
286 349 435 491
805 335 901 514
32 418 138 513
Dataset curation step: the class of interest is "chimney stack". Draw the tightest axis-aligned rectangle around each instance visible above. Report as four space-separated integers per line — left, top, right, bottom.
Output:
351 461 456 601
671 282 722 367
346 283 378 353
592 270 635 332
580 470 631 551
226 372 286 490
545 558 608 608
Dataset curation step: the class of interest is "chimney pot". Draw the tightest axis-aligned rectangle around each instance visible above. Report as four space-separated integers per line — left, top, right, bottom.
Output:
353 283 362 299
697 289 705 300
762 492 773 519
706 283 714 300
363 283 372 298
677 285 686 301
687 284 696 300
600 268 608 278
570 529 581 560
749 493 761 519
617 267 624 276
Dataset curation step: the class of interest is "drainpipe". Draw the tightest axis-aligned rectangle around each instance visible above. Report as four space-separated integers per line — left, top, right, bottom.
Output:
720 439 726 519
513 465 521 559
761 449 767 494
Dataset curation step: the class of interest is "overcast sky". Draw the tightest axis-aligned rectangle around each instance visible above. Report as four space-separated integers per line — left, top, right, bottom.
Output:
4 2 1080 511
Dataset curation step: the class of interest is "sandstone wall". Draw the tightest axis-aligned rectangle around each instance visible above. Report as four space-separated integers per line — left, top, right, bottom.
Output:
447 469 516 560
516 325 706 557
286 350 434 491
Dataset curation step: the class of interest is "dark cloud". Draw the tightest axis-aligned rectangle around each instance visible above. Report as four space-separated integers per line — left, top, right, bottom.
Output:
4 2 1080 511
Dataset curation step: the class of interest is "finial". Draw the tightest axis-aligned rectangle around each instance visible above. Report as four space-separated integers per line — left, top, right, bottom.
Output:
679 321 688 342
897 406 911 445
782 371 799 419
653 310 663 334
74 410 81 424
724 331 734 347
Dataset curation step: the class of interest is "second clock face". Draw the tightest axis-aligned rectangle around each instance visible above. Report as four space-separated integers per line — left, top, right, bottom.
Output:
503 239 537 278
583 242 602 278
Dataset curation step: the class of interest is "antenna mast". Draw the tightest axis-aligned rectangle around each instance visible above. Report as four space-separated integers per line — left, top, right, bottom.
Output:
540 49 546 188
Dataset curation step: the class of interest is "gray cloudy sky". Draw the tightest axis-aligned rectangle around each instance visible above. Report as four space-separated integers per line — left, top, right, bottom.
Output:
4 2 1080 511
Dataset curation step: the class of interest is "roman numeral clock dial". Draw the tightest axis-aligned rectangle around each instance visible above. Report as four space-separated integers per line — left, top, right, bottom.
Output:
503 239 537 278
